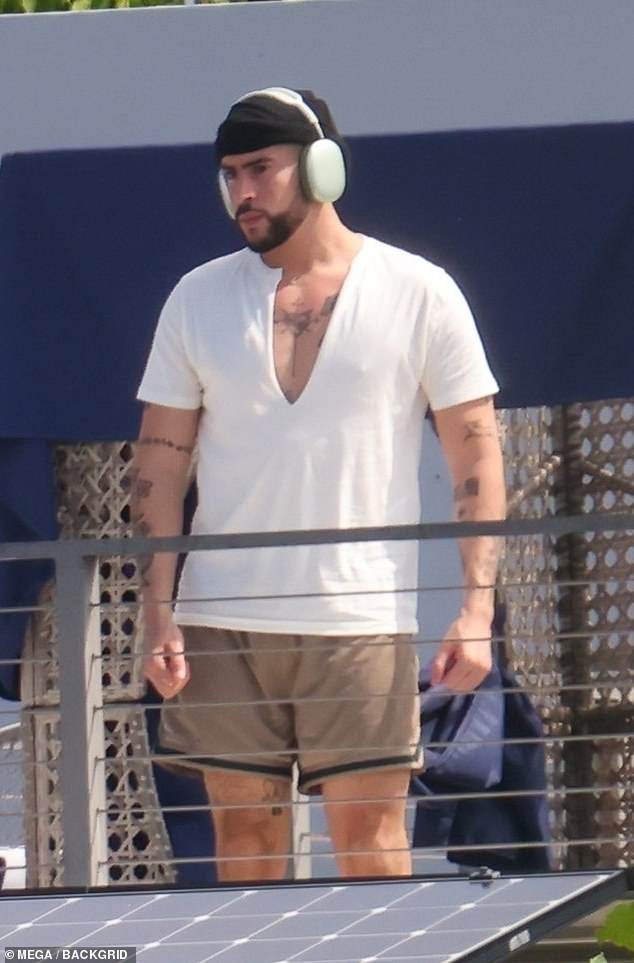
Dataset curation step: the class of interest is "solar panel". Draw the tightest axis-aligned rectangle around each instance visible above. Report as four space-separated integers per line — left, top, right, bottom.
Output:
0 870 626 963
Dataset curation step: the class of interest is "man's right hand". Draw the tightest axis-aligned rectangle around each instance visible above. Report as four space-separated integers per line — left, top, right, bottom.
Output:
143 623 190 699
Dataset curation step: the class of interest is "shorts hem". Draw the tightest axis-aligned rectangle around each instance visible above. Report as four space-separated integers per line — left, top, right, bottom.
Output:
155 744 292 781
299 751 423 795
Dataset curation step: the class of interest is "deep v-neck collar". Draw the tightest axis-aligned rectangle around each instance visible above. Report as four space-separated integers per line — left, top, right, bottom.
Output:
253 237 367 408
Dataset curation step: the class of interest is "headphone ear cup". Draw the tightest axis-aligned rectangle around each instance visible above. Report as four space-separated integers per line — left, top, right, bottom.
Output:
218 171 236 219
299 139 346 203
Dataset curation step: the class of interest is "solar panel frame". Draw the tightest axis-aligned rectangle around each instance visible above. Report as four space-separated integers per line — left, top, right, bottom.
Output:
0 870 628 963
444 869 628 963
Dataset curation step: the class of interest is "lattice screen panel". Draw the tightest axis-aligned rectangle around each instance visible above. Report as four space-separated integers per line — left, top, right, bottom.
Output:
578 399 633 713
21 707 174 888
556 399 633 868
21 442 174 887
500 399 633 870
55 441 145 701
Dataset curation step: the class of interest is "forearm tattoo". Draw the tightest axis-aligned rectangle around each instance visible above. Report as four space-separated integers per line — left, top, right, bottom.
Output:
133 517 154 587
477 541 502 586
128 468 155 586
460 537 501 578
138 436 194 455
129 473 153 499
454 473 502 590
454 477 502 594
452 412 504 599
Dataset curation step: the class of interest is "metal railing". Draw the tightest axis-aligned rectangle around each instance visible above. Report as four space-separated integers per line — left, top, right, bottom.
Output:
1 509 632 888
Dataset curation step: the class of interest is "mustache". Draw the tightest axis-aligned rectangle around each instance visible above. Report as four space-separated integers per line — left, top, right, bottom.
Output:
235 202 263 219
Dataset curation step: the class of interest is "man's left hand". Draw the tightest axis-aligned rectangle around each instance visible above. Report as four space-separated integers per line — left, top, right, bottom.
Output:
430 609 493 692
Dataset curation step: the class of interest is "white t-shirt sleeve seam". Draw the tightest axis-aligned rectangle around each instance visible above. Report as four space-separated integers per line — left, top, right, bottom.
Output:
137 281 203 409
421 269 499 410
135 387 201 410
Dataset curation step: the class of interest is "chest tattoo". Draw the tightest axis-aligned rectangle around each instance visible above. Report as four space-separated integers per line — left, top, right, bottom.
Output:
274 293 339 374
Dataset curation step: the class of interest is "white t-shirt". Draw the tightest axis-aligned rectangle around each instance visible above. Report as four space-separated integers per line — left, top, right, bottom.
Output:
137 236 499 634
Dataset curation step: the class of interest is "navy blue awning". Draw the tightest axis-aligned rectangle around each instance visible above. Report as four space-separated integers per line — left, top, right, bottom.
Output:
1 121 633 442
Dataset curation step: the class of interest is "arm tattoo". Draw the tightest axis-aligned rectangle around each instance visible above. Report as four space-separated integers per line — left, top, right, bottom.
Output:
125 468 153 499
132 516 154 587
127 469 156 585
138 436 194 455
464 420 495 441
478 541 502 585
459 538 502 591
454 476 480 520
454 476 479 500
134 477 153 499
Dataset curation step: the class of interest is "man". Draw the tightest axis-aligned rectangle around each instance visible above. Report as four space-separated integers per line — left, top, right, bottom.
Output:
132 87 506 883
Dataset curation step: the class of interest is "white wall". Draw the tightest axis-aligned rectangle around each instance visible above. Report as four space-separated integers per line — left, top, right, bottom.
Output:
2 0 634 159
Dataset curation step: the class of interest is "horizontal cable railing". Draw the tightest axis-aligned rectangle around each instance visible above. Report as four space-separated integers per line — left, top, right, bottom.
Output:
0 510 632 888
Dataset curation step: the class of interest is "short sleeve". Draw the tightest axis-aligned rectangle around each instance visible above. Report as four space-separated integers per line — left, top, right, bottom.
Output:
137 282 202 410
421 270 499 411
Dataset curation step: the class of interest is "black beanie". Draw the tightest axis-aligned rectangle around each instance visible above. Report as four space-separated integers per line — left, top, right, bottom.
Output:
215 88 346 161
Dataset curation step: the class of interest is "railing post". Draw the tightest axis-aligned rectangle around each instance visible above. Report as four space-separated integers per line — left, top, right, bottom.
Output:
55 547 108 887
291 768 312 879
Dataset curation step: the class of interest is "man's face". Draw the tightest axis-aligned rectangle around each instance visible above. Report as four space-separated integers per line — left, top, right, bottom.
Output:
219 143 310 253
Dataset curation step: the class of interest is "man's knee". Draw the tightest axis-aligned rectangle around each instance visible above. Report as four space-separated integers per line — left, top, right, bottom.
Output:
333 802 407 848
218 803 290 851
323 768 410 849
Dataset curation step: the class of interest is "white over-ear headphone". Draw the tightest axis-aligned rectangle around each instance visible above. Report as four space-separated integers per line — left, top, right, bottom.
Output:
217 87 347 219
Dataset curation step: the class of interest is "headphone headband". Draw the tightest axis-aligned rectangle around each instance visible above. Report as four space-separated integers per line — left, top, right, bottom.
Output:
234 87 325 140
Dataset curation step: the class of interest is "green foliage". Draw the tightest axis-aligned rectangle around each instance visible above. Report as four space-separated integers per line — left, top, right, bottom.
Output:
1 0 233 11
23 0 71 10
596 901 634 952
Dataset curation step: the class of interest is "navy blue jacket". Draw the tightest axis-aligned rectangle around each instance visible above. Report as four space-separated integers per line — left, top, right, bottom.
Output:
411 657 552 873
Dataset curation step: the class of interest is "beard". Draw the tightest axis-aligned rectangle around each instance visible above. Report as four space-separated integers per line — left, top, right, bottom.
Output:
236 201 308 254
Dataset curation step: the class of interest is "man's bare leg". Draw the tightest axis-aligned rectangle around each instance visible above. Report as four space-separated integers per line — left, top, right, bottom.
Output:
204 770 292 882
322 768 412 878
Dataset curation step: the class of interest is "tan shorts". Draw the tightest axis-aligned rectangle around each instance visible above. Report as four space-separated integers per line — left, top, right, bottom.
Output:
156 626 422 794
